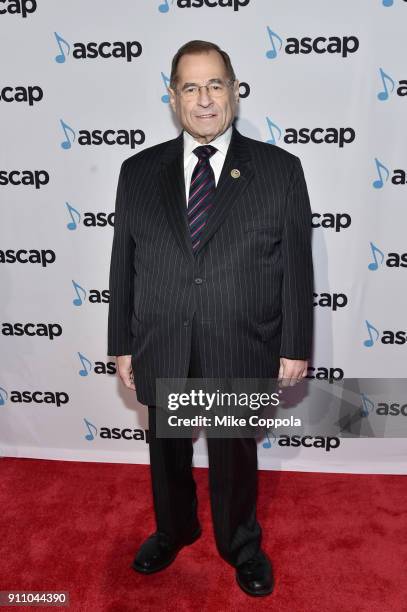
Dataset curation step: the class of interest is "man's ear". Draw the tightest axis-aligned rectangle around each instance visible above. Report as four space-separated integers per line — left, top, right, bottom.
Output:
168 87 177 112
233 80 240 103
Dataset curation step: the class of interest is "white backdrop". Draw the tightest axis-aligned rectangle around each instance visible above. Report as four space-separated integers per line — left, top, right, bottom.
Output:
1 0 406 474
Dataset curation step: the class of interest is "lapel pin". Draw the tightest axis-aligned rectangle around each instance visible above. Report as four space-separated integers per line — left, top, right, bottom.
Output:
231 168 240 179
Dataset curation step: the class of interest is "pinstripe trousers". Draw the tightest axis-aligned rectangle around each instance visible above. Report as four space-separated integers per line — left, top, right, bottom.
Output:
147 313 267 568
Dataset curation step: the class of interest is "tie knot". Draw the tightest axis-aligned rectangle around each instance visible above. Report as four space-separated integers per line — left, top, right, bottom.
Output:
193 145 217 161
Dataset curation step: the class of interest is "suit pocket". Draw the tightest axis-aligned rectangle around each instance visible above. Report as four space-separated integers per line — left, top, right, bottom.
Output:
132 282 142 323
255 316 282 342
131 309 142 335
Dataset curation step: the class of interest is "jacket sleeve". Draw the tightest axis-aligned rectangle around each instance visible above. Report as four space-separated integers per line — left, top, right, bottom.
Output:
279 155 314 360
107 160 135 356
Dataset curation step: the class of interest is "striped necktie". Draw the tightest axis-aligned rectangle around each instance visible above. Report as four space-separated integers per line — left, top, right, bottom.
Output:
187 145 217 252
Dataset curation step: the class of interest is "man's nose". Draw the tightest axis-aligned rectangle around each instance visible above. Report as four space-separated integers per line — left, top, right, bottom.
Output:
197 86 213 106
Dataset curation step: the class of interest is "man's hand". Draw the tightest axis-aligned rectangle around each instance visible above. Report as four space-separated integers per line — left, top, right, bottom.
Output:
278 357 308 387
116 354 136 391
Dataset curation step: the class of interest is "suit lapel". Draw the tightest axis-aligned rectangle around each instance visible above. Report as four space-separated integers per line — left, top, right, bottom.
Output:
158 127 254 262
194 126 254 256
158 132 195 262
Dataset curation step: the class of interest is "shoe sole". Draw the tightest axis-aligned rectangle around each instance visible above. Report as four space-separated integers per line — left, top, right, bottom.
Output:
236 573 274 597
131 528 202 575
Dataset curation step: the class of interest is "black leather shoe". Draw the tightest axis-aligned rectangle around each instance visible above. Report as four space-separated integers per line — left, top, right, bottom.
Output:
236 550 274 597
132 525 201 574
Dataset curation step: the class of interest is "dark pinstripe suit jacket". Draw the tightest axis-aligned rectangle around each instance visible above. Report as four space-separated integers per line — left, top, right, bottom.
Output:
107 126 314 406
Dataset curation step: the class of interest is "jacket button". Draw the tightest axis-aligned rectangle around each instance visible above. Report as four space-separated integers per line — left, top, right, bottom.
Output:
194 277 203 284
183 319 190 326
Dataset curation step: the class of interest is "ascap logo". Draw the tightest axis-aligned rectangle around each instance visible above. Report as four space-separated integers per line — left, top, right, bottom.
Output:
377 68 407 101
84 418 149 443
0 387 69 407
65 202 114 230
59 119 145 150
361 393 407 418
265 27 359 60
276 435 340 452
0 169 49 189
262 431 340 451
77 353 116 377
1 322 62 340
372 158 407 189
0 0 37 18
306 366 344 382
312 212 351 232
158 0 250 13
0 387 8 406
364 320 407 347
0 249 55 267
0 85 43 106
360 393 374 417
262 429 277 448
265 117 355 148
376 402 407 416
368 242 407 270
54 32 142 64
71 280 109 306
313 292 348 311
65 202 114 231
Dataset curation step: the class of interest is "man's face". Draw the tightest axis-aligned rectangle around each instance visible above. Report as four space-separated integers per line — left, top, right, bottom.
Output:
169 50 239 144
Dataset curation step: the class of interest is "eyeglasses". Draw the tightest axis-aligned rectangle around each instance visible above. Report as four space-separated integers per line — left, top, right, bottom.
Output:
178 79 234 100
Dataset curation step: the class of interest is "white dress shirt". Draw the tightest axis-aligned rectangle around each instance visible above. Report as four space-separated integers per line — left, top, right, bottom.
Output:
183 126 232 205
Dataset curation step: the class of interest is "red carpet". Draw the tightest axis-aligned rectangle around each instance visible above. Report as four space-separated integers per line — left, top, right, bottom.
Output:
0 458 406 612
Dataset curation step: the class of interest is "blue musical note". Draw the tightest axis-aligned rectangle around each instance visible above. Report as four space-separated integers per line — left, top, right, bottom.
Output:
158 0 170 12
382 0 393 6
360 393 374 417
161 72 170 103
266 27 283 59
262 429 272 449
84 418 97 441
266 117 282 145
377 68 395 101
363 320 380 347
368 242 385 271
78 352 92 376
372 158 389 189
72 280 86 306
0 387 8 406
54 32 70 64
66 202 81 230
60 119 76 150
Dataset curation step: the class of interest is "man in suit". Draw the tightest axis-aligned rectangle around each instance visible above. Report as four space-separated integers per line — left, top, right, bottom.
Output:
108 40 313 597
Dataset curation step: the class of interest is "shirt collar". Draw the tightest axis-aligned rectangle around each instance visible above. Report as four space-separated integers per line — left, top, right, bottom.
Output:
183 125 232 166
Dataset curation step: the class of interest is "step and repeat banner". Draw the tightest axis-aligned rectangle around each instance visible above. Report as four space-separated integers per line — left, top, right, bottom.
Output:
1 0 406 474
